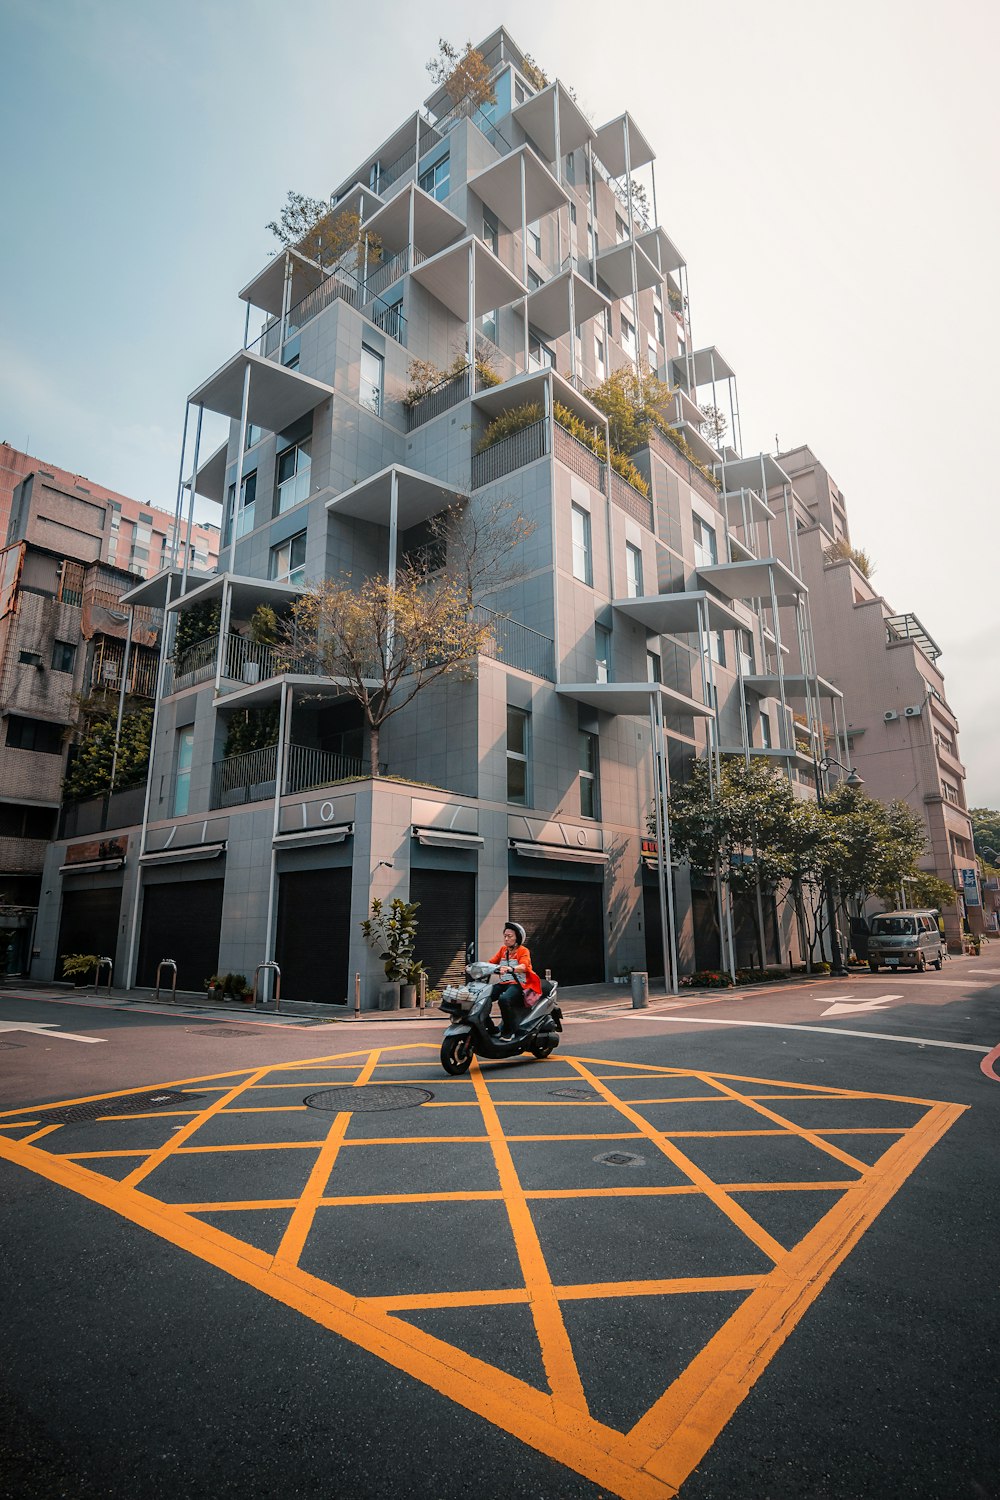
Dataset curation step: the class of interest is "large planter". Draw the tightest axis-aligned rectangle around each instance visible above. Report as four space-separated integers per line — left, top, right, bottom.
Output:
242 661 261 685
400 983 416 1009
379 982 401 1010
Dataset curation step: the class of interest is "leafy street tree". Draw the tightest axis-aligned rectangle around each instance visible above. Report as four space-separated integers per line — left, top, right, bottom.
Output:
425 39 497 110
970 806 1000 869
63 696 152 799
266 192 382 272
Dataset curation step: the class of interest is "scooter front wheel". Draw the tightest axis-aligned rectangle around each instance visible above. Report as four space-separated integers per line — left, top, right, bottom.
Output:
441 1034 474 1075
529 1035 557 1060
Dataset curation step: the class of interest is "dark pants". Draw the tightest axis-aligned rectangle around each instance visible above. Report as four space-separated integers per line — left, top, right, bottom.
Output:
491 983 525 1034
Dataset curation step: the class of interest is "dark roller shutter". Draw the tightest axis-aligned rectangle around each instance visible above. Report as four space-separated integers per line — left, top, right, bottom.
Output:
57 888 122 977
136 879 224 992
409 870 476 988
643 881 664 978
276 867 352 1004
509 877 604 986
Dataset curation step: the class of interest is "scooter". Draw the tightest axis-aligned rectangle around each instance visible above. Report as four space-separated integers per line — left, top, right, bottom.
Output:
438 960 562 1075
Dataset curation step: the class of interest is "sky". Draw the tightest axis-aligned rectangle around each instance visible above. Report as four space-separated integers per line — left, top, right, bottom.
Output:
1 0 997 803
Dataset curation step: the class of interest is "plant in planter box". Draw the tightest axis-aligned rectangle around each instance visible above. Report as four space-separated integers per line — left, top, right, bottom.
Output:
361 898 421 985
62 953 101 985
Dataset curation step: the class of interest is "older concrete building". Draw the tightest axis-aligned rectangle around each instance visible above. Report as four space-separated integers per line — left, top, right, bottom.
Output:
766 444 978 950
35 30 840 999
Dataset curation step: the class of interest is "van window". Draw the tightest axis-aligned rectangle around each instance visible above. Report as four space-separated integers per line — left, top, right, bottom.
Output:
871 916 916 935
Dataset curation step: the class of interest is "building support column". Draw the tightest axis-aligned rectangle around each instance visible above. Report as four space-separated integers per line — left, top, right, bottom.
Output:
262 677 291 1006
181 403 203 597
650 690 678 992
109 606 135 792
169 403 190 568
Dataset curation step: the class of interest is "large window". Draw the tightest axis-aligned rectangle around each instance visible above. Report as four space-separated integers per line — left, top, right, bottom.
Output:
5 715 63 754
693 515 718 569
646 649 661 683
270 531 306 586
737 629 754 676
708 630 726 668
51 640 77 673
276 441 311 513
528 326 554 368
173 728 195 817
760 710 772 749
360 346 383 416
527 219 541 257
572 504 592 585
506 707 530 805
625 542 643 598
483 208 499 256
579 731 599 819
236 471 257 538
621 314 637 361
418 151 450 202
594 333 606 381
595 624 612 683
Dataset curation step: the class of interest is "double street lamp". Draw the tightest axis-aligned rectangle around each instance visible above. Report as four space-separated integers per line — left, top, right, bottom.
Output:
813 754 864 978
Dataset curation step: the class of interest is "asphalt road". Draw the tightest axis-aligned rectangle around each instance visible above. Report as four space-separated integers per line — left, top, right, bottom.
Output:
1 959 997 1500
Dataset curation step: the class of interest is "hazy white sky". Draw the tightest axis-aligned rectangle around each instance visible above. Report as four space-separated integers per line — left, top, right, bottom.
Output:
1 0 997 802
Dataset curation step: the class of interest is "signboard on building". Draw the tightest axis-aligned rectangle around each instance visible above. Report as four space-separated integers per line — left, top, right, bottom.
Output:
961 867 981 907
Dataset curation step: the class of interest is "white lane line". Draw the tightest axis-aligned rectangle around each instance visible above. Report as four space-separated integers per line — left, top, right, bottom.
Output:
967 968 1000 975
896 978 997 988
638 1015 990 1052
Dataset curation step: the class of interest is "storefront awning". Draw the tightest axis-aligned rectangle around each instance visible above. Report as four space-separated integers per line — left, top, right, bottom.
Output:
413 827 484 850
140 843 227 865
510 840 608 865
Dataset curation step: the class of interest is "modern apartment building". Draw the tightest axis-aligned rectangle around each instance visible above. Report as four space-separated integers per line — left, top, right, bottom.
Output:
765 444 979 950
35 29 842 1000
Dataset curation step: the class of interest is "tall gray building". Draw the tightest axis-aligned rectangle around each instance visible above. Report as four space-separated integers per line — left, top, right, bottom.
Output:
37 30 843 1000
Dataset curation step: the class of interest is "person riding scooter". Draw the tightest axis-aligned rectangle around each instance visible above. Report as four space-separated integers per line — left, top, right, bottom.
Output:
487 922 541 1039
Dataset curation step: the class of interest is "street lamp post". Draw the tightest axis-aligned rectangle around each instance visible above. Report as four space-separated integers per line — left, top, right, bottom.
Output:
813 755 864 979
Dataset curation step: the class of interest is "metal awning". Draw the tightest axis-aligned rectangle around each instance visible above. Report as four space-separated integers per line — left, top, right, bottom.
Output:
525 269 610 339
885 612 942 661
273 824 353 847
555 680 713 718
409 237 526 320
190 351 334 431
594 113 655 175
593 240 660 299
140 843 226 865
59 857 126 875
510 840 608 865
194 441 228 504
363 184 466 257
696 558 806 605
326 465 466 529
612 591 744 635
468 146 568 228
512 81 595 161
413 827 484 849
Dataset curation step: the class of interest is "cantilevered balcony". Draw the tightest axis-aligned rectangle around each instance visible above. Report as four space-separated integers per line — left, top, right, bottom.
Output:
512 80 594 166
190 350 334 441
695 557 806 607
592 238 660 299
467 145 568 236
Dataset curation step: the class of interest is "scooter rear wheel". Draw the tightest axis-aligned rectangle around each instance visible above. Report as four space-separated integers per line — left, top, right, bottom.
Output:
529 1035 557 1060
441 1035 474 1075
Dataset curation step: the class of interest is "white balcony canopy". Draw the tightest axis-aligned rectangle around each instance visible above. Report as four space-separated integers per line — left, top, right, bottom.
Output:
525 269 610 339
166 571 303 616
593 239 660 299
363 184 465 257
612 591 744 636
239 249 328 318
637 226 685 275
409 236 526 320
468 146 568 227
194 441 228 504
330 111 441 206
742 673 843 701
696 558 806 606
556 680 713 718
512 80 595 161
717 452 793 496
683 346 738 386
190 351 334 432
326 465 466 530
594 113 655 176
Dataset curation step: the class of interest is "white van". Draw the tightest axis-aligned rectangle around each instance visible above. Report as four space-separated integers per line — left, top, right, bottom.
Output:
867 911 945 973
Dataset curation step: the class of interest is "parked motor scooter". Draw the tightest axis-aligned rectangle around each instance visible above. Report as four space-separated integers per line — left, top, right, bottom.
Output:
439 960 562 1075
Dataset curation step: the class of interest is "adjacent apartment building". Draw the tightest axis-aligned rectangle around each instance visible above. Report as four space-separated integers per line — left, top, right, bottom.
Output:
0 451 219 970
35 29 857 1000
766 444 978 950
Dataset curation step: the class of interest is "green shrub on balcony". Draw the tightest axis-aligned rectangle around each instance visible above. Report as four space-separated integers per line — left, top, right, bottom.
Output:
607 447 650 497
223 705 280 758
174 599 221 660
63 701 152 800
551 401 650 497
476 403 544 452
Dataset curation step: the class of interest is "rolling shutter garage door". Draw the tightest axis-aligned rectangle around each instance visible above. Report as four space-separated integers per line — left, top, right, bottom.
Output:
276 868 352 1004
643 881 664 978
137 879 224 992
509 877 604 986
57 887 122 974
410 870 476 988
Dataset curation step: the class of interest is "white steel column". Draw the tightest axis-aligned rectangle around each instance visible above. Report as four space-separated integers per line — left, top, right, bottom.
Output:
169 403 190 567
520 152 529 369
278 251 292 353
407 184 415 272
468 241 476 379
109 605 135 792
568 273 577 381
650 691 678 993
214 578 232 695
263 677 291 1006
768 568 792 784
624 122 641 376
232 360 252 551
181 403 203 596
387 468 399 588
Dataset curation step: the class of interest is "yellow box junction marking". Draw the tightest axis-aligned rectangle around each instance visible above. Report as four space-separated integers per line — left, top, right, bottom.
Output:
0 1045 965 1500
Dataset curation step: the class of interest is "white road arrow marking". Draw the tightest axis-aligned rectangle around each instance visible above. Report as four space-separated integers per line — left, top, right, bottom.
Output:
817 994 902 1017
968 968 1000 975
0 1021 104 1045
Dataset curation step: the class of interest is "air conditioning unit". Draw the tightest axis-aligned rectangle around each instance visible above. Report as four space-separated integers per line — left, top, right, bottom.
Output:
904 705 923 718
883 710 899 722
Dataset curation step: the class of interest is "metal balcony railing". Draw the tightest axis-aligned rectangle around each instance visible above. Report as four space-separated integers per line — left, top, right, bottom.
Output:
405 366 472 430
608 468 654 529
171 635 218 691
90 641 159 699
474 604 554 682
221 633 316 685
210 745 278 809
553 420 604 491
284 743 367 795
472 418 548 490
254 258 407 361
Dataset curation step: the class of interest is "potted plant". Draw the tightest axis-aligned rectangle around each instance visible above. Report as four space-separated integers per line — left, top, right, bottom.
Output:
400 958 426 1009
61 953 101 987
361 897 420 1009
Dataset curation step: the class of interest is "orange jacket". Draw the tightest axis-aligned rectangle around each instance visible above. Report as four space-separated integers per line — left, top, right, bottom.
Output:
488 943 542 1002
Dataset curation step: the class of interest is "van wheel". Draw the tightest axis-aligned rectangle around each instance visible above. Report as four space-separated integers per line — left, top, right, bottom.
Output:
916 951 927 973
934 954 943 970
868 959 879 972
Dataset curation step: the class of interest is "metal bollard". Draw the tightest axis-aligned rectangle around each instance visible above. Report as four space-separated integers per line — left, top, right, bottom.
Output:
630 970 649 1009
354 972 361 1019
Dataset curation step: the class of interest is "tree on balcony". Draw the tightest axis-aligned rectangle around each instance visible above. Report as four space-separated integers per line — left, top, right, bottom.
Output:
63 692 152 800
266 193 382 272
823 536 875 580
426 39 496 110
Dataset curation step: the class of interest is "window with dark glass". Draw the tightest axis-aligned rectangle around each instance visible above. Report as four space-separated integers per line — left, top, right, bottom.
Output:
51 640 76 673
483 207 499 256
579 731 599 818
6 715 63 754
418 151 450 202
572 504 592 585
270 531 307 585
506 706 530 805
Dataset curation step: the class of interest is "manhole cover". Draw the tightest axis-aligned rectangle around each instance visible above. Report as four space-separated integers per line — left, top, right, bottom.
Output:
304 1085 433 1113
594 1150 647 1168
30 1090 206 1125
185 1027 259 1037
550 1086 599 1100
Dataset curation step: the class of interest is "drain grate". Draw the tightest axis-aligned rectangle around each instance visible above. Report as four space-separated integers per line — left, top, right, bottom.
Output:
304 1085 433 1113
594 1150 647 1168
29 1090 206 1125
186 1027 259 1037
550 1086 599 1100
